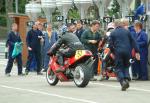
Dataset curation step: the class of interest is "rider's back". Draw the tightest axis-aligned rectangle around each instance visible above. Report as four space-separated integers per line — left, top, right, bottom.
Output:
61 32 84 50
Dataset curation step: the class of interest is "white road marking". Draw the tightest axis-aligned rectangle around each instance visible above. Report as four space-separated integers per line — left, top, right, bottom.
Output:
0 84 98 103
91 82 120 88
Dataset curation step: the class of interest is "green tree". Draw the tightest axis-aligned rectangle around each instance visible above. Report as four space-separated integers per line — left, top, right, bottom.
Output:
52 7 61 22
87 3 99 20
135 0 141 9
107 0 121 18
18 0 26 13
67 2 80 20
0 0 6 14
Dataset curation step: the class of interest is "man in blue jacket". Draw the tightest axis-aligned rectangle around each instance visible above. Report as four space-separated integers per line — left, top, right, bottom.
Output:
25 21 44 75
5 23 24 76
109 20 140 91
121 18 139 80
43 23 58 72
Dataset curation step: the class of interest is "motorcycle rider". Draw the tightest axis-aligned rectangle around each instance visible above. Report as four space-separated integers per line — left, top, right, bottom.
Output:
48 24 85 72
98 22 115 70
67 23 76 33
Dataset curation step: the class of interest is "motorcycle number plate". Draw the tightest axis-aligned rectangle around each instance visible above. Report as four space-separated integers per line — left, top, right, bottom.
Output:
75 50 85 59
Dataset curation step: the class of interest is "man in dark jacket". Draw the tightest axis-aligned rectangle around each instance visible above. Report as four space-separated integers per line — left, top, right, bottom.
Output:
25 21 44 75
121 18 138 80
75 20 84 40
109 20 140 91
5 23 24 76
81 20 102 80
49 25 85 72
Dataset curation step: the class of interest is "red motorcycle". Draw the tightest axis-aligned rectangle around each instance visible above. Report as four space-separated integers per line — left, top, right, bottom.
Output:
46 50 94 87
98 39 116 80
99 46 116 80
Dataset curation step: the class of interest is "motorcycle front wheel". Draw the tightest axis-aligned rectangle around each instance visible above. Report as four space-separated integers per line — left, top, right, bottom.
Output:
46 67 59 86
73 64 91 87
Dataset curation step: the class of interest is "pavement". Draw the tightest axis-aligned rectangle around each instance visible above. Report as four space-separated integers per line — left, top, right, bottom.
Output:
0 57 150 103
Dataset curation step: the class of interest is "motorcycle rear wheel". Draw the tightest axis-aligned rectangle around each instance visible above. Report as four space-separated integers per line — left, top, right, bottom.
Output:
74 64 91 87
46 67 59 86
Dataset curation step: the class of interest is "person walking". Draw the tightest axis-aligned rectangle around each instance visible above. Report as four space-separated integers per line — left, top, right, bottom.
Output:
5 23 24 76
109 20 140 91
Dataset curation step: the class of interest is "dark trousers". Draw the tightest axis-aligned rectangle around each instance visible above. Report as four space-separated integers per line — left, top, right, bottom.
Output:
43 52 50 70
132 61 139 78
56 48 75 66
92 54 98 76
114 51 130 84
5 54 22 74
138 59 148 80
26 50 42 73
133 59 148 80
132 51 148 80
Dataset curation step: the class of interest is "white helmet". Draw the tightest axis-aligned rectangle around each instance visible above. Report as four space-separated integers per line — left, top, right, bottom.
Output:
107 22 115 30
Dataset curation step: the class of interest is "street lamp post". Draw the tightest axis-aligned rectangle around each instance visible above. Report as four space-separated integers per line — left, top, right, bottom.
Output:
117 0 129 18
61 0 72 22
74 0 92 19
25 2 41 21
15 0 18 14
41 0 56 23
56 0 62 14
98 0 105 19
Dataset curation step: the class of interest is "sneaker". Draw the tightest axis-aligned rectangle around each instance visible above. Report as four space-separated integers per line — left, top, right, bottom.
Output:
97 75 103 81
121 81 129 91
90 76 97 81
42 69 47 72
5 73 11 77
25 70 29 75
37 72 43 75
